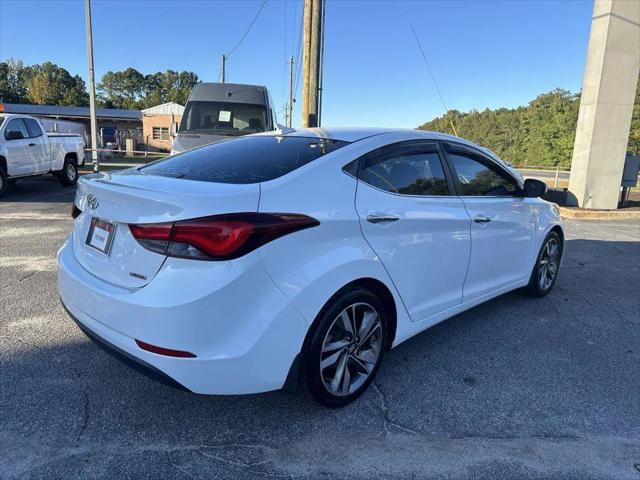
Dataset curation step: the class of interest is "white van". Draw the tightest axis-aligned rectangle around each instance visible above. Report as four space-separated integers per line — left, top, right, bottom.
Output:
171 82 277 154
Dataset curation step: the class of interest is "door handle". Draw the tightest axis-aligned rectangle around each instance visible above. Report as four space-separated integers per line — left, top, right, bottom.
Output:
366 214 400 224
473 215 492 224
28 143 36 146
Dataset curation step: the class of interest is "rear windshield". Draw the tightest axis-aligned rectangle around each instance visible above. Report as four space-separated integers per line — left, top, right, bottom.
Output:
140 136 349 184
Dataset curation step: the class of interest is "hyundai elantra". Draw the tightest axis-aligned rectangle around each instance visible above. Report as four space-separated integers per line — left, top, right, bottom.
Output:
58 128 563 407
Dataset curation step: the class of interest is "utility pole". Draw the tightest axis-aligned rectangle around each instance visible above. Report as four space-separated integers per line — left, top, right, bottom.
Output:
221 54 226 83
287 56 295 127
84 0 99 172
301 0 324 128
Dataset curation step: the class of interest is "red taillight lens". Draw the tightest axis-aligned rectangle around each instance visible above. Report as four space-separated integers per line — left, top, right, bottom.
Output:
135 339 196 358
171 220 253 258
129 213 318 260
71 204 82 219
129 223 173 255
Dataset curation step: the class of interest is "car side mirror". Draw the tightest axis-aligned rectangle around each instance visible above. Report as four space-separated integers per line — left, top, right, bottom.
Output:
6 130 24 140
170 122 178 137
523 178 547 198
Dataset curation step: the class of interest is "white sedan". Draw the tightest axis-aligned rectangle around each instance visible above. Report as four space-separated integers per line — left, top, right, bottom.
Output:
58 128 563 408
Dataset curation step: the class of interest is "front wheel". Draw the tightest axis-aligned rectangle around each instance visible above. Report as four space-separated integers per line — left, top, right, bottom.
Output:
526 231 563 297
302 288 388 408
56 157 78 186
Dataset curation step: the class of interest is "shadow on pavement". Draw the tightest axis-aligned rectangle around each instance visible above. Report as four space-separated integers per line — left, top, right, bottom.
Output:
1 238 638 479
1 175 78 203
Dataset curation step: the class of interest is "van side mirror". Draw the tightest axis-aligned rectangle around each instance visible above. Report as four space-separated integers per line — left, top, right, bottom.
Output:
523 178 547 198
170 122 178 137
6 130 24 140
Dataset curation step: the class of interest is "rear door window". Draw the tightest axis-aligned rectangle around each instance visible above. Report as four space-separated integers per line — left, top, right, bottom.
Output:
358 142 452 196
141 136 349 184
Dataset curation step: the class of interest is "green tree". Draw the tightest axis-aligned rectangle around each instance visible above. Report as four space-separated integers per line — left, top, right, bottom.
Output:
97 68 146 109
97 68 199 109
142 70 199 108
24 62 88 106
628 74 640 156
420 89 581 168
0 58 30 103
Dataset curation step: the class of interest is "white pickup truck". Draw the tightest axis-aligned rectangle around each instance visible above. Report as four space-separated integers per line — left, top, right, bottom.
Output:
0 114 85 197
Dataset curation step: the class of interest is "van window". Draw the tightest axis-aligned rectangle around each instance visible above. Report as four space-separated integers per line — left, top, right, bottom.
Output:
179 101 267 136
141 136 349 184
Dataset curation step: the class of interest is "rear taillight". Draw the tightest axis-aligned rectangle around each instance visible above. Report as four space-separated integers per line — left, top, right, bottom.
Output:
129 213 319 260
71 204 82 219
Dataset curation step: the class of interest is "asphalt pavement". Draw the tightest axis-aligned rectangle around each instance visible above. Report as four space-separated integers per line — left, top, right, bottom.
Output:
1 176 639 479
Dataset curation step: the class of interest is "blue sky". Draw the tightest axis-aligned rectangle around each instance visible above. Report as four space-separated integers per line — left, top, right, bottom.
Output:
0 0 594 128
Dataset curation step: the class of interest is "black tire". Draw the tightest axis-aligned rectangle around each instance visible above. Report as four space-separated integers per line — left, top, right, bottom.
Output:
0 167 6 198
302 287 388 408
526 230 563 297
57 156 78 186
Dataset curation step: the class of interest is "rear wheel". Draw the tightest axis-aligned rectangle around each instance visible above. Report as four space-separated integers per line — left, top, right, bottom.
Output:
57 157 78 186
302 288 388 408
526 231 562 297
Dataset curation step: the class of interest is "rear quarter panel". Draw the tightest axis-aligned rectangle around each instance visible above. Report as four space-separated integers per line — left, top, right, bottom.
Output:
257 134 414 342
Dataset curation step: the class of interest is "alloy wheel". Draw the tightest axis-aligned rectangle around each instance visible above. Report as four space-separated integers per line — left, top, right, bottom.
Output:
538 236 560 290
320 302 382 396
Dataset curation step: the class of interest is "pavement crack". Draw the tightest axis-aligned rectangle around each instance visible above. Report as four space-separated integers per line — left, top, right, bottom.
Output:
557 285 631 324
166 451 199 480
0 335 44 350
75 392 90 445
372 381 421 436
1 271 37 289
449 433 580 441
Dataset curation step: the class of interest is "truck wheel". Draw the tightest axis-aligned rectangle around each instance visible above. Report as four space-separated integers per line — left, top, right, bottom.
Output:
57 157 78 186
0 168 6 198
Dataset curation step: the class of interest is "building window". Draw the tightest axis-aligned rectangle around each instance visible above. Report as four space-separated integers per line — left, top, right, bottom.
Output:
152 127 169 140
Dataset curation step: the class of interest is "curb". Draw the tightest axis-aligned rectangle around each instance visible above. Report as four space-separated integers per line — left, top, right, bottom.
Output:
559 206 640 220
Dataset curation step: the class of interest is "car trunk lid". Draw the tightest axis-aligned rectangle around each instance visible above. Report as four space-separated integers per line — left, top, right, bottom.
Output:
72 169 260 289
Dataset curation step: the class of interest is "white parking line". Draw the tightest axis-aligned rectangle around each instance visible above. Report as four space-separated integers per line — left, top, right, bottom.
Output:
0 213 70 221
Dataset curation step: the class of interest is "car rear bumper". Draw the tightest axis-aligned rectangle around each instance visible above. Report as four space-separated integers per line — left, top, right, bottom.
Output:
57 235 309 394
61 299 189 391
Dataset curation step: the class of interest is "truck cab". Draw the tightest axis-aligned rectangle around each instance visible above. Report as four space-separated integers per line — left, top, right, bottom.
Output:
171 83 277 154
0 113 85 197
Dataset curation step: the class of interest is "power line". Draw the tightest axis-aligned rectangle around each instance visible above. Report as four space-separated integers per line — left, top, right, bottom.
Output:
292 3 304 104
281 0 288 115
225 0 268 59
408 19 458 136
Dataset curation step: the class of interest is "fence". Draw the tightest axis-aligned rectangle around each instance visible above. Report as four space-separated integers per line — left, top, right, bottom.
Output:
83 148 169 168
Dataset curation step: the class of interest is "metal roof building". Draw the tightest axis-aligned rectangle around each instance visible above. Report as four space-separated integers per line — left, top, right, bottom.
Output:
141 102 184 116
0 103 141 122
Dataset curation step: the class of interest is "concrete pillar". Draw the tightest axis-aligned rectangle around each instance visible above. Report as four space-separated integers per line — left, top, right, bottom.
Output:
568 0 640 210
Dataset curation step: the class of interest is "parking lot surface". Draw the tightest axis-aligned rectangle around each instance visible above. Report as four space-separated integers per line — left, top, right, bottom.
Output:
1 176 639 479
